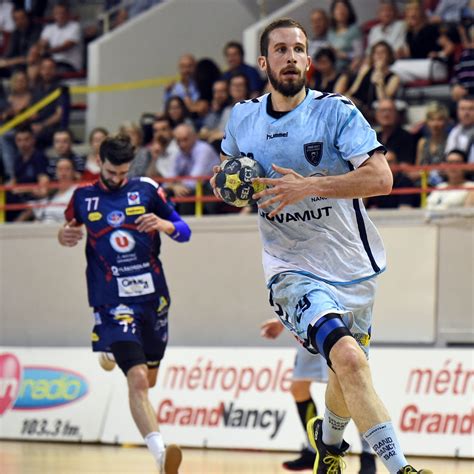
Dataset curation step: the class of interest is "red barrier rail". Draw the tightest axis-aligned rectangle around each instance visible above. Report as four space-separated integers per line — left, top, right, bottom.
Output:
1 163 473 221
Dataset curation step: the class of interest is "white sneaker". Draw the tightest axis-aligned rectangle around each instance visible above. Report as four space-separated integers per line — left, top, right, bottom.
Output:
98 352 116 371
159 444 182 474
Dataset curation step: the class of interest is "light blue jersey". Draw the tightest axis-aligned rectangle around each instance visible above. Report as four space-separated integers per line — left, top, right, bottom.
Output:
221 90 386 286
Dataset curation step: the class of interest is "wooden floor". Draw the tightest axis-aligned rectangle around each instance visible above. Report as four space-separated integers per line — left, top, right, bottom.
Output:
1 441 472 474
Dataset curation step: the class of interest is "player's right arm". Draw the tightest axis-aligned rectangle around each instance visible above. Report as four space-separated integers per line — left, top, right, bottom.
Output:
58 219 84 247
58 190 84 247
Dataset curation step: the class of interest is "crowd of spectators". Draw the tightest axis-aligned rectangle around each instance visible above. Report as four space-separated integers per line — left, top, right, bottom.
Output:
0 0 473 222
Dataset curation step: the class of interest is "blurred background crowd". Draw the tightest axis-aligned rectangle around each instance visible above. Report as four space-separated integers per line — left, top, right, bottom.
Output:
0 0 473 223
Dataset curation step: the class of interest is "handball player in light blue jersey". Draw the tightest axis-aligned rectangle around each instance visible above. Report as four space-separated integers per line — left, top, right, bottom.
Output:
212 17 432 474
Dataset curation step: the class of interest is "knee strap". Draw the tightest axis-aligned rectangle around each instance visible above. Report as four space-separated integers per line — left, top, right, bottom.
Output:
308 313 352 366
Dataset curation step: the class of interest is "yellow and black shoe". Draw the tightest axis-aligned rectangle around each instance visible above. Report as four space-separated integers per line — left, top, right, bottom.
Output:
397 466 433 474
307 416 349 474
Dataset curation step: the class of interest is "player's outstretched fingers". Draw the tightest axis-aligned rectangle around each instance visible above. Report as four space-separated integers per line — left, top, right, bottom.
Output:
272 164 298 175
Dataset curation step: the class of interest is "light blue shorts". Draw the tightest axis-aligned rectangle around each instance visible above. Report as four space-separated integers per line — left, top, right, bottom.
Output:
269 271 376 356
293 344 328 382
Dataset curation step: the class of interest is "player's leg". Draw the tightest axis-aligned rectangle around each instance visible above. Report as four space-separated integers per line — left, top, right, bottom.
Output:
142 297 182 474
282 379 315 470
307 280 432 474
359 434 376 474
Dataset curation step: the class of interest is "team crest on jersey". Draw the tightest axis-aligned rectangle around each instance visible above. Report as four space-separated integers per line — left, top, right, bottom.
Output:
110 304 135 317
107 210 125 227
110 230 135 253
304 142 323 166
127 192 140 205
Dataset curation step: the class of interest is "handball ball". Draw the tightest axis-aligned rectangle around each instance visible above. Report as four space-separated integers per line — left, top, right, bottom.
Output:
215 156 266 207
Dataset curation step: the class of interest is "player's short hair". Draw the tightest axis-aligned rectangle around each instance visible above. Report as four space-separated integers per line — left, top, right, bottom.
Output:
260 17 308 57
99 135 135 165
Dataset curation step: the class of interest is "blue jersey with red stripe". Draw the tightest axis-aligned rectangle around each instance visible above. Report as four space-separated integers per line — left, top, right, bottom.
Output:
65 177 176 307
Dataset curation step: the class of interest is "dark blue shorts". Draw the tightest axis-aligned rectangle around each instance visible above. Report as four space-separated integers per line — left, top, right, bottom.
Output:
91 294 170 363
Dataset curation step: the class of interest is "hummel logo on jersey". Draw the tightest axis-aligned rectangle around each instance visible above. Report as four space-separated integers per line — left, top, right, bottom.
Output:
127 192 140 205
266 132 288 140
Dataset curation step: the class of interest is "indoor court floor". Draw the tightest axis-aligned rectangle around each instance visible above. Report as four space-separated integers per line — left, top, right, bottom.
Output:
1 440 472 473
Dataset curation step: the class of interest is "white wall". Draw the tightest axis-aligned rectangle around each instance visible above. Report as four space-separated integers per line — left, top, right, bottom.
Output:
86 0 280 133
1 211 472 348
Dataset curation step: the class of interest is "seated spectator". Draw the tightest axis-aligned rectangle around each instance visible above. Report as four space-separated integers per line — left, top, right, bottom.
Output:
445 96 474 164
221 41 264 97
375 98 417 164
218 73 252 129
170 123 219 214
308 9 330 59
38 2 82 72
199 79 230 146
427 0 469 24
30 56 70 148
146 116 179 179
0 8 41 76
82 126 108 182
308 47 348 93
346 41 400 121
451 17 474 101
416 102 450 185
164 95 193 130
0 2 15 49
327 0 363 72
119 121 151 177
1 69 32 123
0 57 68 178
163 54 200 109
193 57 222 118
366 150 419 208
6 125 49 221
427 149 474 209
47 128 85 178
366 1 406 55
391 2 447 83
20 157 78 223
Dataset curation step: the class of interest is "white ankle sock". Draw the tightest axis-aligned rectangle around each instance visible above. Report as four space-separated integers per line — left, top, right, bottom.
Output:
144 431 165 464
322 409 350 448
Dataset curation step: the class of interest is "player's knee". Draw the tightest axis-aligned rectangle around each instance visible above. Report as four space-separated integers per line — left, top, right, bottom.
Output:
331 338 368 375
127 364 149 393
111 341 147 376
290 380 311 401
308 313 352 367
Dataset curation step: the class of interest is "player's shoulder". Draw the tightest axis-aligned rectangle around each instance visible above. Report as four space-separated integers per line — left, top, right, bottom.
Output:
310 90 356 111
127 176 160 191
232 93 267 116
73 181 99 197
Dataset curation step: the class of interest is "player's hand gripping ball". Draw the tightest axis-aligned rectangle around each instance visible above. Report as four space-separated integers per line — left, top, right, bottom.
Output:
215 156 266 207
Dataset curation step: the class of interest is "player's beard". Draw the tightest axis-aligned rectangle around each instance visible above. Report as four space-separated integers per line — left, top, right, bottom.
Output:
100 172 123 191
267 63 305 97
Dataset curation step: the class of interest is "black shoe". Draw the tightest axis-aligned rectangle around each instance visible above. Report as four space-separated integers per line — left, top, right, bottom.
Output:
397 466 433 474
282 448 315 471
307 416 349 474
359 452 376 474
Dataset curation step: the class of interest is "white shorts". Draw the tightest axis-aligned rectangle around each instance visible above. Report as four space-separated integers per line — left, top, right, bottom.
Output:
268 271 377 356
292 344 328 382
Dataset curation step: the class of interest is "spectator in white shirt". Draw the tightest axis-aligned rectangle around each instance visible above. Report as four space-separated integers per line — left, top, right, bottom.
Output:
445 96 474 164
427 149 474 210
38 2 82 72
366 1 406 56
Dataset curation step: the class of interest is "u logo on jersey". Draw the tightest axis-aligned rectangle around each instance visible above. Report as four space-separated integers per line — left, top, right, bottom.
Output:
304 142 323 166
110 230 135 253
127 192 140 205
